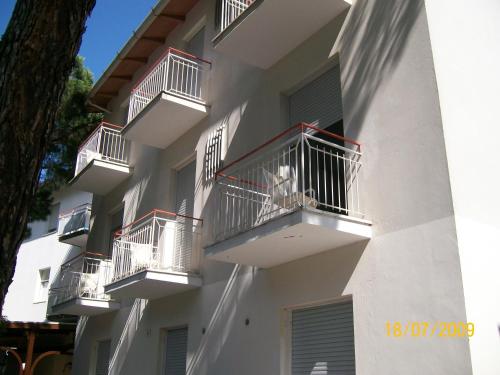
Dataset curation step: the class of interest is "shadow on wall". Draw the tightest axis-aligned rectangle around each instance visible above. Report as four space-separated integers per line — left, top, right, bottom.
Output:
339 0 423 138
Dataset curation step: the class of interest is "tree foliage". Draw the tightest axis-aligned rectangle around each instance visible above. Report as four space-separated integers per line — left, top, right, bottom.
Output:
28 57 103 224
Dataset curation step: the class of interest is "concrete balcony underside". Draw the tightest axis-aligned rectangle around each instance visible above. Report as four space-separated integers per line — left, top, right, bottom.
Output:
123 92 208 149
58 229 89 247
51 297 120 316
104 270 202 300
70 159 131 195
205 208 371 268
213 0 350 69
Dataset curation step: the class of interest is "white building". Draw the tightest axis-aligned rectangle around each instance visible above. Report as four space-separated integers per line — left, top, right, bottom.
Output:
18 0 500 374
2 188 92 374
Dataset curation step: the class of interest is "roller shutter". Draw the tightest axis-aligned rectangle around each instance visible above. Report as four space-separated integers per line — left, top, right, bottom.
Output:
164 327 188 375
95 339 111 375
289 66 343 129
292 301 355 375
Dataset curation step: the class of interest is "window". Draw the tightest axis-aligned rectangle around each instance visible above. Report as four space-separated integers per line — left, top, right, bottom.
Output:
47 203 60 233
163 327 188 375
34 268 51 303
95 339 111 375
289 301 355 375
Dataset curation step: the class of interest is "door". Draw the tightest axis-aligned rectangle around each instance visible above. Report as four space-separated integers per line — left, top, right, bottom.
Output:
289 66 346 213
291 301 355 375
163 327 188 375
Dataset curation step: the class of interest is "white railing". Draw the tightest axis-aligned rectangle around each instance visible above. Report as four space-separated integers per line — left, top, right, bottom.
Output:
213 123 364 242
57 203 91 238
127 48 211 123
110 210 202 283
75 122 129 176
219 0 255 32
50 252 113 306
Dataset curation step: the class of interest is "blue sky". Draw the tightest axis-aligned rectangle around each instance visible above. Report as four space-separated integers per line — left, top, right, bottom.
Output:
0 0 157 81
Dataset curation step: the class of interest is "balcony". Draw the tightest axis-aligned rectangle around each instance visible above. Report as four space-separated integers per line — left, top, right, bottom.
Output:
105 210 202 300
205 123 371 268
213 0 350 68
70 122 131 195
57 203 91 247
49 252 119 316
123 48 211 149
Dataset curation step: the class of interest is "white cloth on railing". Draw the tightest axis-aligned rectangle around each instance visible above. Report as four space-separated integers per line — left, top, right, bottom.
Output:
262 165 318 209
129 242 155 271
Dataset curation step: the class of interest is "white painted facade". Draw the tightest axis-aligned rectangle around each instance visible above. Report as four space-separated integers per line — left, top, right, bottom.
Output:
31 0 498 374
3 188 92 322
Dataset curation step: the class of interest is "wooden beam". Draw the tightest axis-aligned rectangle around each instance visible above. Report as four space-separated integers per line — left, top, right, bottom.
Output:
158 13 185 22
140 36 164 44
109 74 133 81
98 92 119 98
24 331 36 375
123 56 148 64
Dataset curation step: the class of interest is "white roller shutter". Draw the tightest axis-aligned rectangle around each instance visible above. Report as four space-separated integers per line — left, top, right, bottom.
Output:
95 339 111 375
164 327 188 375
291 301 355 375
289 65 343 129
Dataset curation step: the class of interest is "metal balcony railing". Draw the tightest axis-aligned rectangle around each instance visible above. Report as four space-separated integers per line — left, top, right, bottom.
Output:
219 0 255 32
50 252 113 306
75 122 129 176
110 210 202 283
213 123 365 242
127 48 212 123
57 203 91 238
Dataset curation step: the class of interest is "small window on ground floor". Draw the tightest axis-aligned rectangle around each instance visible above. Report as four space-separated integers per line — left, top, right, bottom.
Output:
95 339 111 375
291 300 355 375
163 326 188 375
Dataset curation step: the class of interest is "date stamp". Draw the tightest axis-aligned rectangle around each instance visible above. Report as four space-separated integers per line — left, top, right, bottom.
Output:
386 322 474 338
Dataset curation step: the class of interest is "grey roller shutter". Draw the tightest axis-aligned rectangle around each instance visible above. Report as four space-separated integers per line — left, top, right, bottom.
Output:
95 339 111 375
164 327 188 375
174 161 196 271
175 161 196 217
292 301 355 375
289 65 343 129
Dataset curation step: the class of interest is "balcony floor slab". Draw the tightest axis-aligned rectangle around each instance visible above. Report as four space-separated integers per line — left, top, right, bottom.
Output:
51 297 120 316
124 92 208 149
213 0 350 68
205 209 371 268
58 229 89 247
104 269 202 300
70 159 131 195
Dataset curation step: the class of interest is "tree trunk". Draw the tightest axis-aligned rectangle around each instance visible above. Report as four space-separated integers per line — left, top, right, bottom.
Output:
0 0 96 315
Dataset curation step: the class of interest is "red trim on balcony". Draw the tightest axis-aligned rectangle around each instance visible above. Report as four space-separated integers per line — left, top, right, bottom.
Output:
77 122 124 151
114 209 203 236
214 123 361 181
131 47 212 92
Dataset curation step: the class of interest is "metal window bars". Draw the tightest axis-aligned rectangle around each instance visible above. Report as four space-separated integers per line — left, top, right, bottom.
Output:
75 122 129 176
111 209 203 283
49 252 113 306
213 123 364 242
127 48 211 123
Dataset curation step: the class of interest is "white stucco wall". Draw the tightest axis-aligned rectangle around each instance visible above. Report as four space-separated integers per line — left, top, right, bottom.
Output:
73 0 477 374
424 1 500 374
3 189 92 322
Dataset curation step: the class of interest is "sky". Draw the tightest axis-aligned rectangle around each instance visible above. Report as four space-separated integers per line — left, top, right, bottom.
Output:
0 0 157 81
